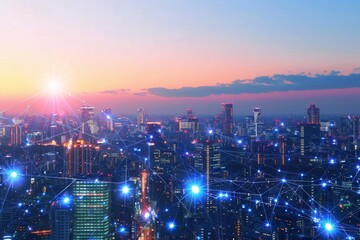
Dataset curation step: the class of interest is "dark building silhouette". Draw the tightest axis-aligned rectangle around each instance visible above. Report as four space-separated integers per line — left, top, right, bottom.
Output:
307 104 320 124
221 103 233 135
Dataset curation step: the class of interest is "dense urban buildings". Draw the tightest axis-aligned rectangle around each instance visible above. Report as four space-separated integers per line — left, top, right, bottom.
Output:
0 102 359 240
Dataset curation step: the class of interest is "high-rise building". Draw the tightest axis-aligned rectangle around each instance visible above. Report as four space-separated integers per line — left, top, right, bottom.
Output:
137 108 145 130
192 141 221 239
64 139 96 177
80 106 99 140
50 202 71 240
307 104 320 124
221 103 233 135
175 108 199 133
102 108 114 132
299 123 320 156
10 124 22 146
253 107 262 137
73 180 110 240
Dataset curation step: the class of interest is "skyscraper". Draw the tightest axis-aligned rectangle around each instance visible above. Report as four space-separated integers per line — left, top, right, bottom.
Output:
64 139 95 177
221 103 233 135
192 140 221 239
50 202 71 240
307 104 320 124
80 106 99 141
10 124 22 146
253 107 262 137
137 108 145 130
73 180 110 240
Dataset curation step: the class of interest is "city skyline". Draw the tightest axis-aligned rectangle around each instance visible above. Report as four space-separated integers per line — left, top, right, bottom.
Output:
0 1 359 115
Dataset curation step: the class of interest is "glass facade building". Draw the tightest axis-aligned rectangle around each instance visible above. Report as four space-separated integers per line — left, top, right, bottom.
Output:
73 181 110 240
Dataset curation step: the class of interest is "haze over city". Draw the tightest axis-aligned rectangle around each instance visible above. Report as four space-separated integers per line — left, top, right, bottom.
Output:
0 0 359 115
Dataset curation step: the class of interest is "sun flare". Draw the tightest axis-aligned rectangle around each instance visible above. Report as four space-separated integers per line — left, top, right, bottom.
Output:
46 79 62 94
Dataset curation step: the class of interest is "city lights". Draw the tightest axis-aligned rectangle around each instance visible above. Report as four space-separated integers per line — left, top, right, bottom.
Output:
0 73 358 240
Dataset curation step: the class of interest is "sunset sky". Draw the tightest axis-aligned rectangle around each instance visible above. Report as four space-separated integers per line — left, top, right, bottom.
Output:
0 0 359 115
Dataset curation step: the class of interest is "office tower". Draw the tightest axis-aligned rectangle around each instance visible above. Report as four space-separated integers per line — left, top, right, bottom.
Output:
307 104 320 124
80 106 95 121
80 106 99 140
64 139 95 177
299 123 320 156
176 108 199 133
137 108 145 130
10 124 22 145
50 202 71 240
253 107 262 137
221 103 233 135
192 141 221 239
73 180 110 240
102 108 114 132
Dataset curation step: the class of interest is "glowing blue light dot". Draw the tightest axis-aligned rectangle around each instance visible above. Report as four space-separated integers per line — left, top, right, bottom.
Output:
300 173 304 177
168 222 175 229
266 223 270 227
191 185 200 194
322 182 327 187
10 171 18 178
330 159 335 164
63 197 70 204
120 227 125 233
325 223 333 231
282 179 286 183
122 186 129 194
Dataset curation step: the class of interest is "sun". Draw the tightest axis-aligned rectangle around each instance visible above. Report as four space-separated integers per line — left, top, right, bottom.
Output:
46 79 62 94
